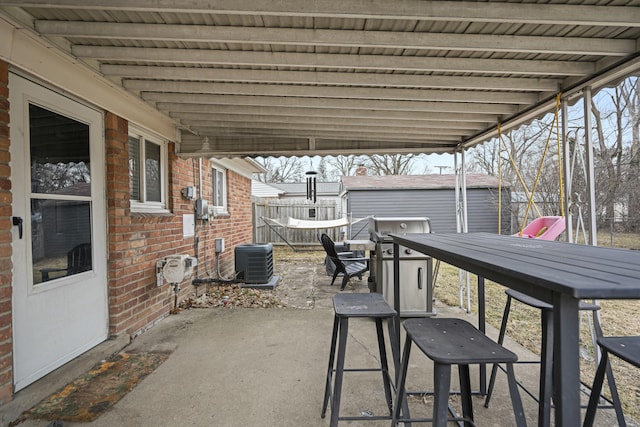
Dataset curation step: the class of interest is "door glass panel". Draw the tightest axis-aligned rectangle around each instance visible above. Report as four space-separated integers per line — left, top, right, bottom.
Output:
31 199 92 284
28 104 93 285
29 104 91 196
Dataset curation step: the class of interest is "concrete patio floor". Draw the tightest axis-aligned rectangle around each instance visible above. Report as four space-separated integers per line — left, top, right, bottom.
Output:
2 254 634 427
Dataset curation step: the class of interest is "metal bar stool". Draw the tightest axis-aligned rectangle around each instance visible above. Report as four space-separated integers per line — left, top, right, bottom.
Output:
583 336 637 427
485 289 615 426
321 292 397 426
391 318 527 427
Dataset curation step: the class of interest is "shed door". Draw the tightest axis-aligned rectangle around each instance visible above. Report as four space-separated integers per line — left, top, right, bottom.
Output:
10 74 108 391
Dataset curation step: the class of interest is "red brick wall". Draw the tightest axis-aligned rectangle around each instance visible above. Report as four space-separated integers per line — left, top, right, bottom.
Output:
207 168 253 278
105 112 254 336
0 85 255 403
0 60 13 404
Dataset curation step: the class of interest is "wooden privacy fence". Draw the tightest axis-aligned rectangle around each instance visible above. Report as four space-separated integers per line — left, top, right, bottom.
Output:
253 199 344 246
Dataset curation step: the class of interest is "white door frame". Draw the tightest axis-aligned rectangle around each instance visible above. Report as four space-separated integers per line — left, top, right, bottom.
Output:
10 73 109 391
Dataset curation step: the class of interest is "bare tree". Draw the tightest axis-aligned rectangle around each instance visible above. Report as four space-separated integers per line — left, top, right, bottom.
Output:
591 89 625 227
326 155 362 177
619 77 640 230
468 139 500 176
316 157 332 181
254 156 304 183
467 76 639 233
414 153 433 174
365 153 416 175
468 120 563 230
589 79 639 231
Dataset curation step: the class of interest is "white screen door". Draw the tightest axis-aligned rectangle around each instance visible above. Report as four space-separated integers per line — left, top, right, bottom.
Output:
10 74 108 391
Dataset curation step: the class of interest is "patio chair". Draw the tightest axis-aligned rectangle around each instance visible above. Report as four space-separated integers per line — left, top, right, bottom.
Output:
40 242 92 282
318 232 364 277
319 233 368 291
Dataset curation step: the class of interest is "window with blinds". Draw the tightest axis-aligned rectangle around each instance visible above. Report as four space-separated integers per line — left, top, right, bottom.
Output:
128 131 168 212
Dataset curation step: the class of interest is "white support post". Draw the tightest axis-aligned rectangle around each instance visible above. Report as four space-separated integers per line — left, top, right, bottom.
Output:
461 150 469 234
461 151 470 312
454 153 462 234
583 86 598 246
583 86 603 363
562 99 573 243
454 151 471 312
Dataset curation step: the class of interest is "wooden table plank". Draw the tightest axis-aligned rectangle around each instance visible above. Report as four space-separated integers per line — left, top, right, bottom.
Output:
392 233 640 299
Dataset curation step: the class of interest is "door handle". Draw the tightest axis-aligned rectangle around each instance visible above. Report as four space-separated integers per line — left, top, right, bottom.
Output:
417 267 423 290
12 216 23 239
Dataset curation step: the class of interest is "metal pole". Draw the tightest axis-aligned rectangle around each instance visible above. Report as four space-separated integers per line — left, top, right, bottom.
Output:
583 87 598 246
583 86 604 367
461 150 471 312
454 153 464 308
562 99 574 243
454 151 471 312
454 152 461 233
461 150 469 234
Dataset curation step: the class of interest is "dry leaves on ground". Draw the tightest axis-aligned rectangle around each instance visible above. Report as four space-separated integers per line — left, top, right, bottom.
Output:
179 285 285 309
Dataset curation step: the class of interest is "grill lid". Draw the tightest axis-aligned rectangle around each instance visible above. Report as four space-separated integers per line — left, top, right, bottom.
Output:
369 217 430 242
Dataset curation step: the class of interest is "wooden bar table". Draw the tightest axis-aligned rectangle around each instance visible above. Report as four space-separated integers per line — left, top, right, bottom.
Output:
390 232 640 427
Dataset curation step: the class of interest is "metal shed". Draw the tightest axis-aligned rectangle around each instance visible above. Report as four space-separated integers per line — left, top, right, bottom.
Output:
341 174 510 238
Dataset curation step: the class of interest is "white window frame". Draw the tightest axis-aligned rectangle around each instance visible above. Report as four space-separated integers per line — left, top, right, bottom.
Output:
212 163 229 216
129 126 169 214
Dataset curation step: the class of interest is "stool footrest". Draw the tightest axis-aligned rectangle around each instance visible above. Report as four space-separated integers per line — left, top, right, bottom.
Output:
338 415 392 421
331 367 390 373
394 415 478 427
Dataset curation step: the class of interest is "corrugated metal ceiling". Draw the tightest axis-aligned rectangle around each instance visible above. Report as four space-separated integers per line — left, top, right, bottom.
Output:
0 0 639 158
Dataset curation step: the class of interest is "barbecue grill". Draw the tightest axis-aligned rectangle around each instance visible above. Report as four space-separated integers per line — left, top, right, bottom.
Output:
369 217 435 317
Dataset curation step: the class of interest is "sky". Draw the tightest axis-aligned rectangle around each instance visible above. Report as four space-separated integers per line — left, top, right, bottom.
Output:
303 152 457 176
422 152 456 173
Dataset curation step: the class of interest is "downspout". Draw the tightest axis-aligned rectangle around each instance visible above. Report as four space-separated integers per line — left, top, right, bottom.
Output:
193 158 203 277
199 158 203 199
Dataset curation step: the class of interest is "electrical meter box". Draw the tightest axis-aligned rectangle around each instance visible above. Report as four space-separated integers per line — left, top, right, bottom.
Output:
195 198 209 220
215 238 225 253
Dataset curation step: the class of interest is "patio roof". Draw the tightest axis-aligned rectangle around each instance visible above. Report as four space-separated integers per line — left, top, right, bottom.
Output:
0 1 639 158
